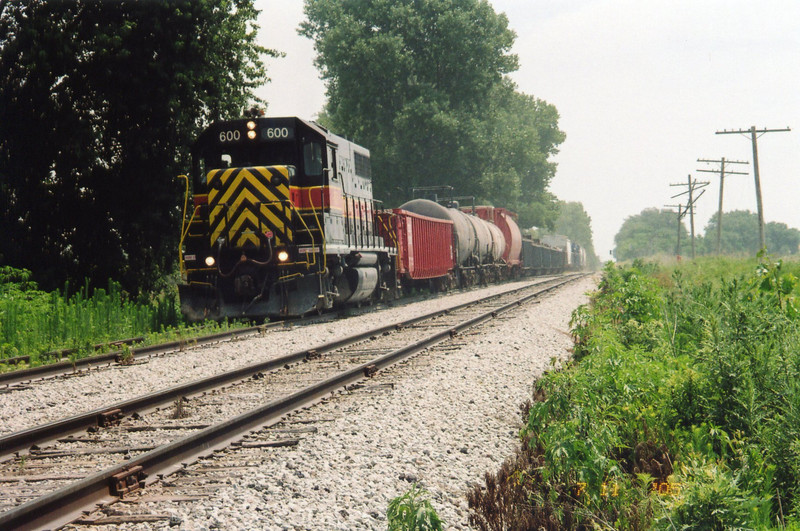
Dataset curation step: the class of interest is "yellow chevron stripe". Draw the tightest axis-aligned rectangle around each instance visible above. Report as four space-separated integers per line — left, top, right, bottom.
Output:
207 166 294 248
228 208 292 242
207 168 237 205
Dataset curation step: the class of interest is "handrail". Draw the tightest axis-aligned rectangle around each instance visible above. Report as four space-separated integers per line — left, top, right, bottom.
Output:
177 175 200 279
283 200 317 269
306 188 326 273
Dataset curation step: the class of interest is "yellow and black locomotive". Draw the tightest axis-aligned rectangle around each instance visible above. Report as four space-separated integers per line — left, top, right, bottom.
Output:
178 115 396 319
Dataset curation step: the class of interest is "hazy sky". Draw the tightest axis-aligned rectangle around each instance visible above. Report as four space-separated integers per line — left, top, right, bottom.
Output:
255 0 800 259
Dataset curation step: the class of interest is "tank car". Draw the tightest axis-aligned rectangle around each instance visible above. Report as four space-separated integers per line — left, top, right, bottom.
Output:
464 206 523 269
178 116 396 320
396 199 509 285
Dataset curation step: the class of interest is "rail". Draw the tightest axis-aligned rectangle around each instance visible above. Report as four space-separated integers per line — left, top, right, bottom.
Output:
0 274 587 530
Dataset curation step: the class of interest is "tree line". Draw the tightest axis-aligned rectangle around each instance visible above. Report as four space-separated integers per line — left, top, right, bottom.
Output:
0 0 273 294
301 0 568 230
1 0 598 295
614 208 800 261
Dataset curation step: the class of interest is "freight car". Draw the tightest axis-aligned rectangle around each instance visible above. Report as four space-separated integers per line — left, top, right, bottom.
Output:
541 235 587 271
396 199 509 285
178 115 582 320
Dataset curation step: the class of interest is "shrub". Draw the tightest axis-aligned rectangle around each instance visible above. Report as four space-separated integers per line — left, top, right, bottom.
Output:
387 485 444 531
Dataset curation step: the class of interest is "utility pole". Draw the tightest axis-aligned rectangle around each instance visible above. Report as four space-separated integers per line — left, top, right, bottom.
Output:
697 158 749 254
664 204 685 258
670 175 709 259
715 126 791 251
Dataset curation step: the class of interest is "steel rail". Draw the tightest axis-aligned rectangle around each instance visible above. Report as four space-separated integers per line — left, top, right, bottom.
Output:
0 325 276 387
0 274 585 531
1 336 145 367
0 277 519 386
0 277 573 459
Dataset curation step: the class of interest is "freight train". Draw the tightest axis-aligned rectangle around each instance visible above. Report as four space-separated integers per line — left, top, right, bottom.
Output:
178 115 585 321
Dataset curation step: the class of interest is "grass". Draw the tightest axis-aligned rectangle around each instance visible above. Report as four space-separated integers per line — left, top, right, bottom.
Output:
0 266 247 371
469 255 800 530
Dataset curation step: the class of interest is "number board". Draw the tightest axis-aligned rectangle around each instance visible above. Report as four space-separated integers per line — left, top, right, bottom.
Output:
216 124 295 144
218 129 242 143
261 126 294 141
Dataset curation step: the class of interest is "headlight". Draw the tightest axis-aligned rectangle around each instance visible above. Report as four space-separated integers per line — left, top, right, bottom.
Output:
247 130 257 140
277 250 289 262
205 256 216 267
246 120 256 130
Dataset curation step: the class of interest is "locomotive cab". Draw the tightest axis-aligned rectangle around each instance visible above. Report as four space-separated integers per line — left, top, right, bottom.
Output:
178 116 396 320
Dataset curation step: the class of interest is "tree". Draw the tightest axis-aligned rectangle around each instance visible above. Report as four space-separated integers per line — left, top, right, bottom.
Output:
300 0 564 228
0 0 274 293
701 211 800 256
552 202 601 269
614 208 687 261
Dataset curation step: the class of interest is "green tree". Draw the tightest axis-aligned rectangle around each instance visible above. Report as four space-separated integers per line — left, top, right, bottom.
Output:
0 0 274 293
552 201 600 268
614 208 687 261
473 79 565 228
300 0 564 228
702 210 800 256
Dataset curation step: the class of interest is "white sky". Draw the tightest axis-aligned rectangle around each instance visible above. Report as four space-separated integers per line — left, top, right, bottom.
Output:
255 0 800 259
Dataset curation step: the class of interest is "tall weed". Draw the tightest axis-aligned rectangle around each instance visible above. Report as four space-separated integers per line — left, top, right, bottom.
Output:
470 256 800 528
0 266 183 362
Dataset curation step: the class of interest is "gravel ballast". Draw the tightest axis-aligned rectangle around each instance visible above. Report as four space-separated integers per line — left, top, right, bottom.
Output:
97 275 597 531
1 278 569 434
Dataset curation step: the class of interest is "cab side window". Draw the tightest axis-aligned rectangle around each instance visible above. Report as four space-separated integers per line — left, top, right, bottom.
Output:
303 142 323 176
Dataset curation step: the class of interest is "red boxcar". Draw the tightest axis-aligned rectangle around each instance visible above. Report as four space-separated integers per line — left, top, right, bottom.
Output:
377 209 455 280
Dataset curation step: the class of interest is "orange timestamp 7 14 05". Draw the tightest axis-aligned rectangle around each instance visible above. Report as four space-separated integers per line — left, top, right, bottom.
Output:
575 481 682 498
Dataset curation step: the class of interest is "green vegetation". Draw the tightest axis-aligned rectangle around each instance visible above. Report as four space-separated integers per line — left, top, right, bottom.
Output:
552 201 601 269
469 256 800 529
387 485 444 531
0 266 242 369
301 0 565 229
615 208 800 261
0 1 275 295
614 208 687 261
701 210 800 256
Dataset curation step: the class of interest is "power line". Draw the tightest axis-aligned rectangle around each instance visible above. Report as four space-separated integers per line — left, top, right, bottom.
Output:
715 126 791 251
696 158 749 254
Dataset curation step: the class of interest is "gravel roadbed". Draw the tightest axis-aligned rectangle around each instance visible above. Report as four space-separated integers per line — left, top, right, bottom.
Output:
1 278 561 434
79 275 596 530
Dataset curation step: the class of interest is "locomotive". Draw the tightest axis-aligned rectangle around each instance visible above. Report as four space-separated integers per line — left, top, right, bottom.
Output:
178 115 584 320
178 115 396 320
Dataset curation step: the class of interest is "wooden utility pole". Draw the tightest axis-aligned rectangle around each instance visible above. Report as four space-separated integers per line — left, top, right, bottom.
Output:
715 126 791 251
670 175 709 259
664 204 685 258
697 158 749 254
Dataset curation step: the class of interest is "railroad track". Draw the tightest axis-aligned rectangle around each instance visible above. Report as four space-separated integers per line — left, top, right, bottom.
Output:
0 274 585 530
0 278 511 389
